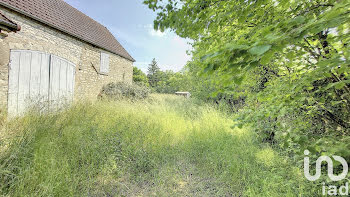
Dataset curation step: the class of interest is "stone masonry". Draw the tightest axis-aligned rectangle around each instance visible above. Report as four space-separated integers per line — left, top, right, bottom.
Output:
0 5 133 111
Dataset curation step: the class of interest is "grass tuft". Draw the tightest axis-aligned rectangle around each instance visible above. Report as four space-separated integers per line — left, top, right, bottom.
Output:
0 94 318 196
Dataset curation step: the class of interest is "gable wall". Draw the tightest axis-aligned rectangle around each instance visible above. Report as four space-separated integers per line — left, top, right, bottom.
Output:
0 5 133 112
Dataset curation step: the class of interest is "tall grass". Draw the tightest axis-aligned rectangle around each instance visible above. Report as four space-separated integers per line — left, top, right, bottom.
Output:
0 94 318 196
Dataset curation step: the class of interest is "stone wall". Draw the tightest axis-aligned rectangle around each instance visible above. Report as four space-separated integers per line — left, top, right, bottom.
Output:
0 5 133 111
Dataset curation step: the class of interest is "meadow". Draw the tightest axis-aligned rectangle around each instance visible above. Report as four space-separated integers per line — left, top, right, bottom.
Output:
0 94 318 196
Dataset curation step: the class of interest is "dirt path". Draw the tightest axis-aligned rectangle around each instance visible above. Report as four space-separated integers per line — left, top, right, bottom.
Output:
91 159 236 197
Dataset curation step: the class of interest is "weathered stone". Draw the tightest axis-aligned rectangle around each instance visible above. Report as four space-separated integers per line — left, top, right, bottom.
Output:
0 6 133 111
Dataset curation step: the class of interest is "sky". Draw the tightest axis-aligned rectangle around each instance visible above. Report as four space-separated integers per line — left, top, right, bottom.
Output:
64 0 192 73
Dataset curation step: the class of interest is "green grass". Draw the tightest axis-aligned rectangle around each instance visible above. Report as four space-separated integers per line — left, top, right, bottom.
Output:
0 94 319 196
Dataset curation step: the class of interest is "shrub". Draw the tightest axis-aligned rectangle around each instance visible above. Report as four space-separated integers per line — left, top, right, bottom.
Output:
99 82 150 100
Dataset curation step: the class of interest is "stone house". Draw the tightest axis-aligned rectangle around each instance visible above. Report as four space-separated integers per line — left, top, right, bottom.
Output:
0 0 135 115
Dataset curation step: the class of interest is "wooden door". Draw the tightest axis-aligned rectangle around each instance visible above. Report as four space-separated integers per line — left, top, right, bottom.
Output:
8 50 75 115
8 50 50 115
49 55 75 109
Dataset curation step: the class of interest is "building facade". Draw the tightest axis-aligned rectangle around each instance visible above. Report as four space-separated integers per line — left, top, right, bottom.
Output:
0 0 134 114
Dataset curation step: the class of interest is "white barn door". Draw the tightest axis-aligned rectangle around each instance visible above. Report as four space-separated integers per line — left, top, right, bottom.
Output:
8 50 50 115
8 50 75 115
49 55 75 109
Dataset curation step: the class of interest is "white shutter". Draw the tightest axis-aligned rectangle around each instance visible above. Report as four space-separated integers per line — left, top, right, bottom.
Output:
100 52 109 74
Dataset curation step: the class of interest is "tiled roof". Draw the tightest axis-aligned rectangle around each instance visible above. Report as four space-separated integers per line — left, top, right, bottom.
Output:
0 0 135 61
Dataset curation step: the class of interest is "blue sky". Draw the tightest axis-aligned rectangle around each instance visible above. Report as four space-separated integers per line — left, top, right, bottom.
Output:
64 0 192 73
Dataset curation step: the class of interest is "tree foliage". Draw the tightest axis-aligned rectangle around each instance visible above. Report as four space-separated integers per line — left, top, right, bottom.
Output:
142 58 189 93
147 58 161 88
144 0 350 170
133 66 149 87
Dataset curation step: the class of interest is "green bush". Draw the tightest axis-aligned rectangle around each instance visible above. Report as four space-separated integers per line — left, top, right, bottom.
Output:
99 82 150 100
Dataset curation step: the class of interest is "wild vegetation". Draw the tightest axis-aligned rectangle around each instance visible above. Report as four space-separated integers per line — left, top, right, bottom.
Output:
1 95 318 196
133 58 188 94
142 0 350 187
99 82 151 100
133 66 149 87
0 0 349 196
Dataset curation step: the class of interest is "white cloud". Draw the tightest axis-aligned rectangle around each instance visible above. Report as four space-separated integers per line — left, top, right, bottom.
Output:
145 24 167 37
149 29 166 37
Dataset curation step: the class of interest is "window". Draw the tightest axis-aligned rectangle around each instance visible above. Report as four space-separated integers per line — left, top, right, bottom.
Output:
100 52 110 74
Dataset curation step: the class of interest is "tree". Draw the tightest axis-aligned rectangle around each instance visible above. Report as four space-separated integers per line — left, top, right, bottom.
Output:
144 0 350 161
133 66 149 87
147 58 161 88
155 70 178 93
144 0 349 84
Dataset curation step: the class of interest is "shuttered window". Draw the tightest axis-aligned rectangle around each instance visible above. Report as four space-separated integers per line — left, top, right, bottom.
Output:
100 52 110 74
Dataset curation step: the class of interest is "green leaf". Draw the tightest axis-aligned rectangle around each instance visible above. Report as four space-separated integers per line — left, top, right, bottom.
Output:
260 51 274 64
331 100 344 106
248 45 272 56
325 80 350 90
200 51 221 62
293 16 305 24
233 76 245 85
335 82 346 90
203 64 214 73
200 54 212 62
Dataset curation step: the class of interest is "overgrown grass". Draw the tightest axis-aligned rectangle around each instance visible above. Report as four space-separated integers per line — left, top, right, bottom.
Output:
0 94 318 196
